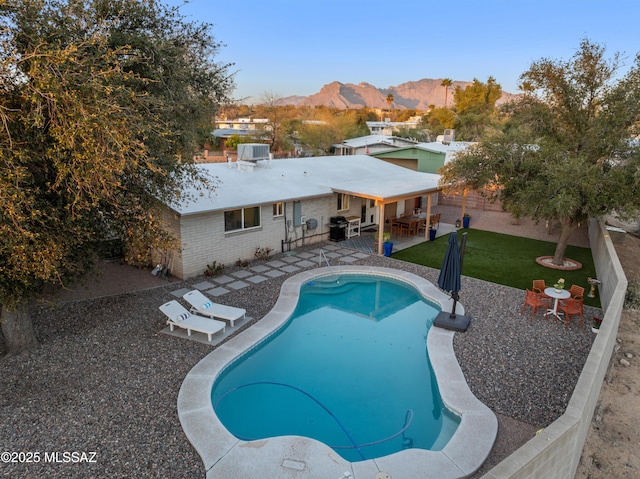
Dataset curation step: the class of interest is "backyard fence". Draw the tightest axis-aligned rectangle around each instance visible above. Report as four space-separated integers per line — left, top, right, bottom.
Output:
480 218 627 479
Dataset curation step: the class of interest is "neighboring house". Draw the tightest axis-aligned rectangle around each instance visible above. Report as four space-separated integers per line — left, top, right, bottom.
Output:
209 117 270 150
371 140 475 174
215 117 270 131
333 135 417 156
209 128 265 152
366 117 422 135
163 153 441 279
369 139 504 214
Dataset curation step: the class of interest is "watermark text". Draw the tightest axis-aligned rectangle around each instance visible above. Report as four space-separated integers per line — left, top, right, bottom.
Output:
1 451 97 464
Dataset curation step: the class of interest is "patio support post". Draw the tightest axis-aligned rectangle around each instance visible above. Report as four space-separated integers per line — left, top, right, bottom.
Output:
377 202 385 255
426 193 433 240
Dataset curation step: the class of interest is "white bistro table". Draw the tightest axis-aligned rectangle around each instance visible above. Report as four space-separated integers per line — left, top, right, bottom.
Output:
544 287 571 319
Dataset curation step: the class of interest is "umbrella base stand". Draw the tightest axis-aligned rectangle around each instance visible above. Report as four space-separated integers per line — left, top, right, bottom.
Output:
434 311 471 332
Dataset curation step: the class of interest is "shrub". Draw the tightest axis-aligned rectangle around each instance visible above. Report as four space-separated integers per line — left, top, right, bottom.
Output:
204 261 224 277
625 279 640 310
236 258 250 268
254 246 273 261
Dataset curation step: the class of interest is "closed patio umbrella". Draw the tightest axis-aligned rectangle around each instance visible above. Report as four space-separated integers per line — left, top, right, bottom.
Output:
437 232 461 309
434 232 470 332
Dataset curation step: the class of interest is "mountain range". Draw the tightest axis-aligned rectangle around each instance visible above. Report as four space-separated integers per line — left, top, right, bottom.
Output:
280 78 517 110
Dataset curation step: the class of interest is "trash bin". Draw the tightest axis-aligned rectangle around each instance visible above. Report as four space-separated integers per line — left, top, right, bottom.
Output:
429 228 437 241
383 241 393 257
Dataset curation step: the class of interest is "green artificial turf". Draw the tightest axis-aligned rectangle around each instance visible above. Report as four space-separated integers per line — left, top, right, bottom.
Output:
392 228 601 308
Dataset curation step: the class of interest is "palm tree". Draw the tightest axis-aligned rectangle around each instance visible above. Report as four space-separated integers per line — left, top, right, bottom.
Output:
441 78 452 108
385 93 394 119
518 80 534 97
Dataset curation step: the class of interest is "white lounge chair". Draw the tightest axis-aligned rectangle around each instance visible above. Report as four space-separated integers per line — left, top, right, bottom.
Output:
159 300 226 341
182 290 246 327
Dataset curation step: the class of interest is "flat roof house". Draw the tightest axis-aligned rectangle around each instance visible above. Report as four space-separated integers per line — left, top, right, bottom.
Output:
372 140 475 174
163 154 440 279
333 135 417 156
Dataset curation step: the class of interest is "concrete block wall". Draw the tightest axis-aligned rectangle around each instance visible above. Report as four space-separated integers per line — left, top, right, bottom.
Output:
173 194 357 279
158 209 184 278
333 195 363 222
178 212 222 279
177 207 286 279
481 219 627 479
282 196 336 249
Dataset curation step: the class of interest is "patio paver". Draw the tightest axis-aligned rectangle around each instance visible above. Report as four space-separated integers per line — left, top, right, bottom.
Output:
339 256 360 263
250 265 271 273
170 288 191 298
226 280 250 290
212 275 234 285
246 275 268 284
266 260 287 268
280 265 300 274
280 255 301 263
205 287 230 297
232 270 253 279
294 260 316 268
264 270 286 278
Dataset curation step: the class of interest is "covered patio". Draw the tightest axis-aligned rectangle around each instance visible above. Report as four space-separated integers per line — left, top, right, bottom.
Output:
340 218 458 254
330 172 446 255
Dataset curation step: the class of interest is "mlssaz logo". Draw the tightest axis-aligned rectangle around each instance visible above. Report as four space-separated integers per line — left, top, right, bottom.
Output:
44 451 97 463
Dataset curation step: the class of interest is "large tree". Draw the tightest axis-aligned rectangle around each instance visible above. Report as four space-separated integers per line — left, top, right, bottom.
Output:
0 0 234 354
439 39 640 266
423 78 502 141
296 108 370 155
253 91 301 154
451 76 503 140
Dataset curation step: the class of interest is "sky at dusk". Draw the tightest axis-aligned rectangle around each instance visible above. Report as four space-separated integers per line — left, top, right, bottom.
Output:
166 0 640 103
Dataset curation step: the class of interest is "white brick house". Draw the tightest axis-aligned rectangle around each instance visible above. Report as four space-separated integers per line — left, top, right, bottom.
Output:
164 155 440 279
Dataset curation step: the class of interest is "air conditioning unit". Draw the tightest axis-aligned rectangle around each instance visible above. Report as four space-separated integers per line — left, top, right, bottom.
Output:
237 143 270 162
443 129 455 144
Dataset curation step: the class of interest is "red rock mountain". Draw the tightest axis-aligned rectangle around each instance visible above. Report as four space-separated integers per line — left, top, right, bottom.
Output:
280 78 516 109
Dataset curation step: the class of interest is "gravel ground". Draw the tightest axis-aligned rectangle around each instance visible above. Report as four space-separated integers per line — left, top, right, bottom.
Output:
0 242 599 479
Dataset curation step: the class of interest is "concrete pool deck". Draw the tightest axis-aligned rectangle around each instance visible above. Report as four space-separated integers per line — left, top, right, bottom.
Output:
178 266 498 479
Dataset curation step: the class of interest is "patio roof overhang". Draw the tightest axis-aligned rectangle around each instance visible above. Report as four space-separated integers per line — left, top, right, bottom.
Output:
330 171 441 206
330 172 442 255
332 186 441 206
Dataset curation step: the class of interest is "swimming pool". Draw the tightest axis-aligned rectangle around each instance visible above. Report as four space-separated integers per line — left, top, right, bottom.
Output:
211 274 460 461
178 266 497 478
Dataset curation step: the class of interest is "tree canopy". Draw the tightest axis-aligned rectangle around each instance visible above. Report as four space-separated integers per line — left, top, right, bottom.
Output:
439 39 640 265
0 0 234 354
451 76 503 140
295 108 371 155
423 77 503 140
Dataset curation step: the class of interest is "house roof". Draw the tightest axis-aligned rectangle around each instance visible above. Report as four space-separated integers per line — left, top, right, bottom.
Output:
372 141 475 162
333 135 417 149
211 128 255 138
171 155 441 215
415 141 475 162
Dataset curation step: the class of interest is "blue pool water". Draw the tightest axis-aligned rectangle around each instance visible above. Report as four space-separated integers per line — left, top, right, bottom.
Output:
211 274 460 462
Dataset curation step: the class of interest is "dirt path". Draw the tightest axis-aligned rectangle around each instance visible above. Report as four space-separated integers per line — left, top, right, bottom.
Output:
575 231 640 478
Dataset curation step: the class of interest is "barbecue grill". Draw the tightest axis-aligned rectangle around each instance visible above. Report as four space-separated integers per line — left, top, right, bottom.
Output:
329 216 348 242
